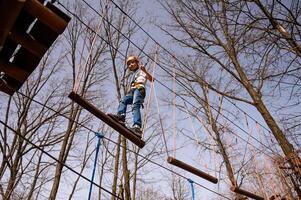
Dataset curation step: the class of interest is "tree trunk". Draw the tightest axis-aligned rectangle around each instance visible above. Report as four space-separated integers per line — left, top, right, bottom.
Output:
132 150 139 200
203 89 242 199
27 150 44 200
49 103 79 200
122 138 131 200
4 144 22 200
111 135 121 200
228 48 301 181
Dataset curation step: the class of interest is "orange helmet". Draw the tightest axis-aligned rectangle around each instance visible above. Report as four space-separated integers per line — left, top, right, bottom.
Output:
126 56 139 66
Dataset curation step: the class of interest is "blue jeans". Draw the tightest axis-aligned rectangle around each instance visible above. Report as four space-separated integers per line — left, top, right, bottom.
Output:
117 88 144 127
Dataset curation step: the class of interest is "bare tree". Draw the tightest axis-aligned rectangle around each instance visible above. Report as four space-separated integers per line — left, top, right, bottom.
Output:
0 41 68 200
48 3 108 199
252 0 301 56
161 0 301 189
170 176 190 200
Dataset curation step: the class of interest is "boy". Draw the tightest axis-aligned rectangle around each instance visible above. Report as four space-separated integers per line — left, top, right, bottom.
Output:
110 55 154 137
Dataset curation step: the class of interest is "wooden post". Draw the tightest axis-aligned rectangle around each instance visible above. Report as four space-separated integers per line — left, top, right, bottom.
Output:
0 0 25 51
68 91 145 148
167 156 218 184
230 186 264 200
24 0 68 34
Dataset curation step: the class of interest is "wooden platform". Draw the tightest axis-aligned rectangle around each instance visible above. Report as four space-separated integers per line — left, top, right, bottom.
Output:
230 186 264 200
0 0 70 95
167 156 218 184
68 91 145 148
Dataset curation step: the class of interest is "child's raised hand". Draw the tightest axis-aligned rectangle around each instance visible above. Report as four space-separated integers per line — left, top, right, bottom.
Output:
140 64 146 72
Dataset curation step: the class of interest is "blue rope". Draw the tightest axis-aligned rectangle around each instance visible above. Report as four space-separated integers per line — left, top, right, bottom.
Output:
88 132 104 200
187 178 195 200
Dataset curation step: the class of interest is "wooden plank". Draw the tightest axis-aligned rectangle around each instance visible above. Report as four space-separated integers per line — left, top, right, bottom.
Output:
68 91 145 148
230 186 264 200
0 0 25 52
0 59 30 82
28 3 71 48
24 0 68 34
9 31 47 58
167 156 218 184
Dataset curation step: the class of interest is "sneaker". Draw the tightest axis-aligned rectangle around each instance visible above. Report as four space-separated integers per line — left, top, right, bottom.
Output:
108 113 125 123
130 124 142 138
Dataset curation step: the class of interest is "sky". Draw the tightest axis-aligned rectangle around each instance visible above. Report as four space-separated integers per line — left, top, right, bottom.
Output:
53 0 291 199
1 0 299 199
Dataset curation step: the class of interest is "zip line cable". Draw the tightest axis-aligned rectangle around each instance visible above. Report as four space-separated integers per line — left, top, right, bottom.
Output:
108 0 299 146
0 120 123 200
14 91 231 199
56 0 279 159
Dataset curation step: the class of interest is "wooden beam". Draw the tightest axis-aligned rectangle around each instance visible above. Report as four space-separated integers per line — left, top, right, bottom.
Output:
0 0 25 51
0 59 30 82
167 156 218 184
68 91 145 148
24 0 68 34
230 186 264 200
9 31 47 58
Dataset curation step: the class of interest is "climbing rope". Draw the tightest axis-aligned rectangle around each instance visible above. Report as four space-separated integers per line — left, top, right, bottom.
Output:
187 178 196 200
142 45 158 136
153 76 170 156
183 102 202 147
88 132 104 200
172 59 177 158
244 115 270 199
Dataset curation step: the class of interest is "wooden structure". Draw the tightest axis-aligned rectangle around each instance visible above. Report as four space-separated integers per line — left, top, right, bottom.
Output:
68 91 146 148
0 0 70 95
230 186 264 200
167 156 218 184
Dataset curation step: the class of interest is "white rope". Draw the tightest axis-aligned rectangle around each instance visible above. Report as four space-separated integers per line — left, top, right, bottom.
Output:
153 74 169 156
142 45 158 137
172 60 176 157
73 3 108 93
